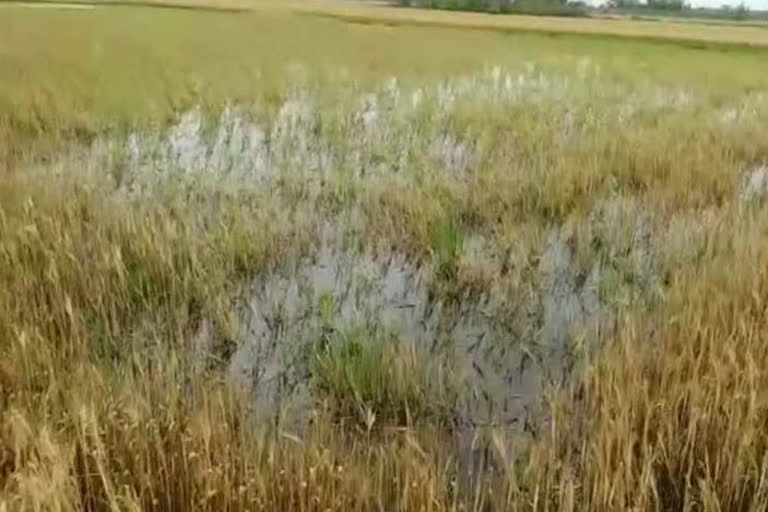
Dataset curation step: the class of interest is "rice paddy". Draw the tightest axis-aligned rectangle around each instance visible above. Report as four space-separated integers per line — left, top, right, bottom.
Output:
0 2 766 511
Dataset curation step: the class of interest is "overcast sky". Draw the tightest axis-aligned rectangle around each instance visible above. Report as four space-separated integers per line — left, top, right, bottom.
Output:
689 0 767 8
588 0 768 9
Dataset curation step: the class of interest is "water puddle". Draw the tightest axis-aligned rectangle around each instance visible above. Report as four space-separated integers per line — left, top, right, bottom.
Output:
185 196 670 437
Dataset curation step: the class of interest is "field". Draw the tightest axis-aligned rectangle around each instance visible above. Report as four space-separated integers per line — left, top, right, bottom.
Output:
0 1 767 511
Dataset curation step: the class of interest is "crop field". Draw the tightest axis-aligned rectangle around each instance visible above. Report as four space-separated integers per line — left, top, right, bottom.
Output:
0 1 767 511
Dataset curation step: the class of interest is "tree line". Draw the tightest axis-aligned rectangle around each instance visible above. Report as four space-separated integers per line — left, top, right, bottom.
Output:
396 0 589 17
396 0 754 19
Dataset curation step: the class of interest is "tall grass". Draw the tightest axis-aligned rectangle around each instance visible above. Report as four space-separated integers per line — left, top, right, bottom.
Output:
522 210 768 511
1 5 767 512
2 166 764 511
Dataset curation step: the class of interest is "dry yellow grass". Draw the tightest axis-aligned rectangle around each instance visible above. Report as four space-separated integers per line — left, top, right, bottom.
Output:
0 2 767 511
2 162 765 512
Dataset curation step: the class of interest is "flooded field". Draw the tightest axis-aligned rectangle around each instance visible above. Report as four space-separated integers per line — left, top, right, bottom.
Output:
1 3 767 511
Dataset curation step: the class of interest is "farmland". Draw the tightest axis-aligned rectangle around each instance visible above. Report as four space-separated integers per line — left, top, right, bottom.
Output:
0 1 766 511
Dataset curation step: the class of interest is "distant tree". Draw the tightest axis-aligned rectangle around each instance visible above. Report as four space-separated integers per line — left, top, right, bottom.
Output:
401 0 586 15
487 0 515 13
606 0 641 8
646 0 687 11
734 1 750 18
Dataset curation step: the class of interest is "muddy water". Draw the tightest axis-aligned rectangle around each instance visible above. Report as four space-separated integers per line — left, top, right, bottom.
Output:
221 238 543 429
182 195 681 483
199 197 669 433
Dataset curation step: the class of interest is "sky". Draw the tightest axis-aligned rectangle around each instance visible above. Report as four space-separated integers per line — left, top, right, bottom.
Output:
587 0 768 9
689 0 768 8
